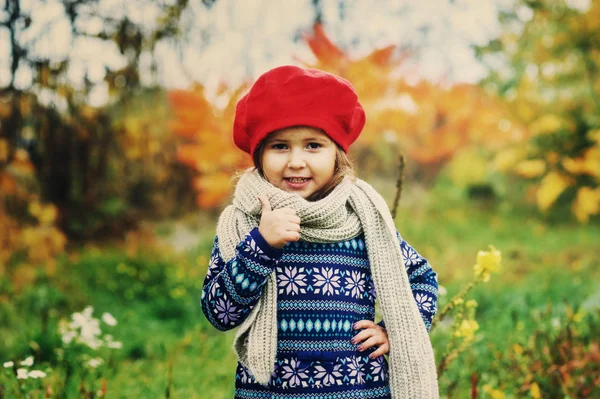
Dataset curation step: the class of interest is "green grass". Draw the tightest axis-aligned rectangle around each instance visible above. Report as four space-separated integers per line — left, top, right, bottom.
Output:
1 183 599 398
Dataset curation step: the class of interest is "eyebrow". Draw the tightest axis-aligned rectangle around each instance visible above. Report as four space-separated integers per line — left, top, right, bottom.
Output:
269 136 329 143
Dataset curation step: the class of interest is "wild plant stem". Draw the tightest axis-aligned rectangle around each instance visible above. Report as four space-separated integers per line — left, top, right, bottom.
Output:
391 153 405 220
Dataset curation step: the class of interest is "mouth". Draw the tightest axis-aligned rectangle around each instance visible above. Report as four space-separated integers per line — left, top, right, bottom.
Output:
284 177 311 183
284 177 312 189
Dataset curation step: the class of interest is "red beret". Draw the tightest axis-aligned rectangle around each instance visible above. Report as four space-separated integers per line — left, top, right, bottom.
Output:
233 65 366 156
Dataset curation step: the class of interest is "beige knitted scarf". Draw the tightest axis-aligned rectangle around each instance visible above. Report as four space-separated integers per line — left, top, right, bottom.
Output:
216 168 439 398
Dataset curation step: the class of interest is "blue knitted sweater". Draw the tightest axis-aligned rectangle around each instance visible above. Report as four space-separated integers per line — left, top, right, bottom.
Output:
201 227 438 398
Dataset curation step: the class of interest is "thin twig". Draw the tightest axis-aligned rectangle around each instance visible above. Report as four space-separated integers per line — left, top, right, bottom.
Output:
391 153 405 220
165 357 173 398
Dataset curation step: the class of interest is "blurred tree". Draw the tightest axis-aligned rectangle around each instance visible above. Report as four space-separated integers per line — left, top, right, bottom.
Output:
167 23 521 210
168 82 251 208
299 24 523 184
0 0 205 238
476 0 600 222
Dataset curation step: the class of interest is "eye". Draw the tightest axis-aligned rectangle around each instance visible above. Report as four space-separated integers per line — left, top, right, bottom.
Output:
271 143 288 150
307 142 322 149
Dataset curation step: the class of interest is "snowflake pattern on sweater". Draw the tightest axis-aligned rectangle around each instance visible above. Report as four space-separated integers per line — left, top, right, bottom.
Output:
201 227 438 398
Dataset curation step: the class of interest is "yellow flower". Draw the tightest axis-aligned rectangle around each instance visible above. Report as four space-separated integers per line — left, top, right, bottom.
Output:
477 245 501 271
466 300 478 309
456 319 479 339
473 245 502 282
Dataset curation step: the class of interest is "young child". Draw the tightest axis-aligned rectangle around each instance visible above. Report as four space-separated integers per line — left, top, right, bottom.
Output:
201 65 439 398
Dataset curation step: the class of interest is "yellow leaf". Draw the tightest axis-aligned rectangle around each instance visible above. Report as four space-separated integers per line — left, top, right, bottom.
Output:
536 172 573 211
513 343 524 356
29 201 42 218
562 157 587 174
514 159 546 178
530 382 541 399
494 147 526 172
572 186 600 223
447 148 488 187
0 139 8 162
39 205 58 224
588 129 600 144
529 114 563 135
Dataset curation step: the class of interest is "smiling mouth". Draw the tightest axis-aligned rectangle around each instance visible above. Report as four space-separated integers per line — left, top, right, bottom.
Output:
285 177 311 183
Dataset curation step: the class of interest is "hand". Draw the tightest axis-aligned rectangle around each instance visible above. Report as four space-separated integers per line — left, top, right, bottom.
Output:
351 320 389 359
258 195 301 249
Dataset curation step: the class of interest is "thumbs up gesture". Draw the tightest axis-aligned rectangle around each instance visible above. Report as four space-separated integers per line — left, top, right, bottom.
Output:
258 195 301 249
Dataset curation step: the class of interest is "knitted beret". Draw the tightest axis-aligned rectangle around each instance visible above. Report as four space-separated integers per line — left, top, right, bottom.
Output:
233 65 366 156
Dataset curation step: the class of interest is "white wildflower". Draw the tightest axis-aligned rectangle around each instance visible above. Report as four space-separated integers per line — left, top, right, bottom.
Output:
438 285 447 296
102 312 117 326
62 330 77 345
87 358 104 368
17 368 28 379
83 306 94 318
107 341 122 349
28 370 47 379
68 307 103 349
20 356 34 367
3 361 13 368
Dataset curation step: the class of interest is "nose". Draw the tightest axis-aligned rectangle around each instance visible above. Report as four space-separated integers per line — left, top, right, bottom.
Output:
287 149 307 169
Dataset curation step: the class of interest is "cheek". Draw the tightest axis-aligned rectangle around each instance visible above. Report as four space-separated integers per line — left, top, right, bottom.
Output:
323 151 336 178
261 153 284 180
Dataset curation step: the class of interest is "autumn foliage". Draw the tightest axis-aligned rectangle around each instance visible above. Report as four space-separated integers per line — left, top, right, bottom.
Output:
169 24 519 208
168 84 251 208
299 25 523 177
480 0 600 222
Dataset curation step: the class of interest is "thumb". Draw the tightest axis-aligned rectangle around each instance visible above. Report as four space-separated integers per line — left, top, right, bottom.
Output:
258 195 272 213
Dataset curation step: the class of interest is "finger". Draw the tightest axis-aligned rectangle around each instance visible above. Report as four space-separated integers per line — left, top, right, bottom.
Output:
258 195 272 213
286 215 301 225
351 330 370 345
283 231 300 242
353 320 376 331
352 328 377 345
358 336 382 351
286 222 301 232
368 343 390 359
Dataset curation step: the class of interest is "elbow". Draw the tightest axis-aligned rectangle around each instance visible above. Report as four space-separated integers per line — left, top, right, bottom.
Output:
200 292 246 332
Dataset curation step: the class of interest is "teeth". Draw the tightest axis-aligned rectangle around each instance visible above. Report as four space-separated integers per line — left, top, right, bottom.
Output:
288 178 308 183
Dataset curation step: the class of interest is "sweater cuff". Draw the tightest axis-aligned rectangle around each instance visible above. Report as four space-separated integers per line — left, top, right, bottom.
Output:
249 227 284 260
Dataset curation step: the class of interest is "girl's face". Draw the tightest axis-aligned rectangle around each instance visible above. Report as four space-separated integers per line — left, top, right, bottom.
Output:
260 126 337 199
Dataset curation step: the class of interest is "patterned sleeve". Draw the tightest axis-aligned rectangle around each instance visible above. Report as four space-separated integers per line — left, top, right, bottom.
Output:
201 227 283 331
377 232 439 333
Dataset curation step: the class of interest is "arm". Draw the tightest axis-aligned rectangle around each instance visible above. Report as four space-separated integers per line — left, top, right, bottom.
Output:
201 227 283 331
377 232 439 333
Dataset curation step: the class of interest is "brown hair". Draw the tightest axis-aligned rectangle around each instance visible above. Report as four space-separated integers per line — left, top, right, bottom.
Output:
251 130 356 202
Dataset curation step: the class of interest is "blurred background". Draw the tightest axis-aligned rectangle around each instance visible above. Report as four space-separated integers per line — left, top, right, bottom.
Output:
1 0 599 397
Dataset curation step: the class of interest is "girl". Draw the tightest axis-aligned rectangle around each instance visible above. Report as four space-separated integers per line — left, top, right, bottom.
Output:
201 65 440 398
